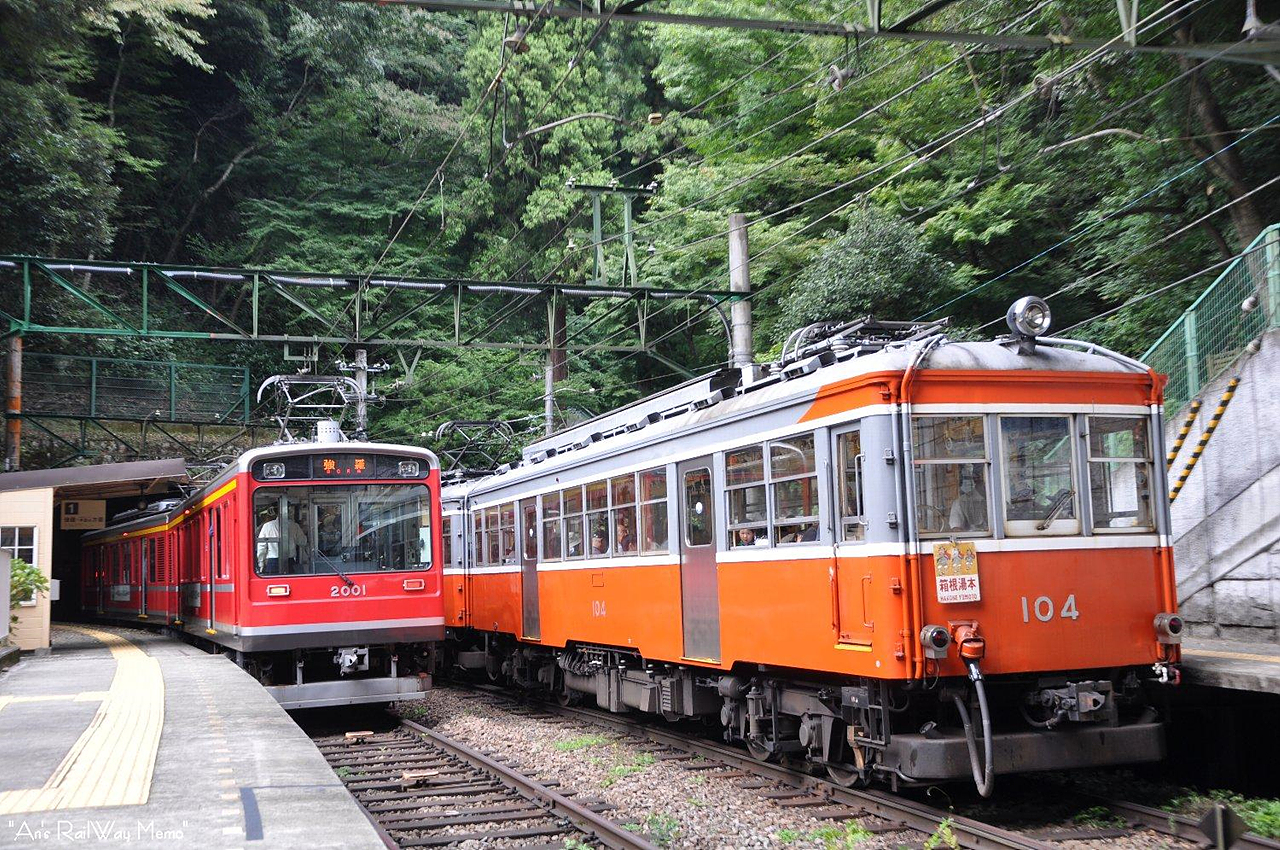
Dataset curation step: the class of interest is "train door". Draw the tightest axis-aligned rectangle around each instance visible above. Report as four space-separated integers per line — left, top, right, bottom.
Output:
139 538 149 618
677 457 720 662
519 498 541 639
207 507 219 633
831 425 873 647
312 497 349 576
96 547 106 614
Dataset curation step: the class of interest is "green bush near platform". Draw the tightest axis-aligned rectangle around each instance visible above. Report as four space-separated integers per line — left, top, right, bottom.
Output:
8 559 49 625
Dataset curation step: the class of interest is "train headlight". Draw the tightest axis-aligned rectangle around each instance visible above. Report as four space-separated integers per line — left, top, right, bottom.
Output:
266 584 291 597
920 625 952 660
261 462 286 480
1153 612 1183 644
1006 296 1052 338
398 460 420 477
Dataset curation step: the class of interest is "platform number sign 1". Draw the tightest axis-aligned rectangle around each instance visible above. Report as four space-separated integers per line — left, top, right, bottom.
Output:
932 541 980 603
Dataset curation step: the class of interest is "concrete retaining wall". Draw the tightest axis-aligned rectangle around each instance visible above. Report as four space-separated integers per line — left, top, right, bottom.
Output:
1166 328 1280 643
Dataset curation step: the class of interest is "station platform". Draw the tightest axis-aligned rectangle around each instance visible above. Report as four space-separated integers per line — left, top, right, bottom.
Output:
1180 636 1280 694
0 625 383 849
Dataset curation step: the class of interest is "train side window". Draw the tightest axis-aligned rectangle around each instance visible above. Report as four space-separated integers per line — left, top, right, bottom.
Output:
912 416 990 537
725 446 768 548
562 486 585 559
485 506 500 565
147 539 156 583
473 512 484 566
499 503 516 563
638 468 668 554
837 430 866 542
1000 415 1080 536
610 475 637 555
771 435 818 545
586 481 609 558
1087 416 1155 531
541 492 562 561
122 542 132 585
683 468 713 546
442 516 453 566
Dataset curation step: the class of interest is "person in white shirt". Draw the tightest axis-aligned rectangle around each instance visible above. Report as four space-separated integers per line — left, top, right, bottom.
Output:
257 504 308 574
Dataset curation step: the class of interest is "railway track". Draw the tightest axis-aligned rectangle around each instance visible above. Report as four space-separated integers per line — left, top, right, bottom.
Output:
314 718 659 849
453 683 1280 850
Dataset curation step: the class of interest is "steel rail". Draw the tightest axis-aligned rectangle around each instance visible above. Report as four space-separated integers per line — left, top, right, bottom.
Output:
1093 795 1280 850
397 716 660 850
461 685 1053 850
466 687 1280 850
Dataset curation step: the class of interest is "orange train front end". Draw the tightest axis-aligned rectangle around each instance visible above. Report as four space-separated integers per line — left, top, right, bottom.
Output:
443 306 1180 793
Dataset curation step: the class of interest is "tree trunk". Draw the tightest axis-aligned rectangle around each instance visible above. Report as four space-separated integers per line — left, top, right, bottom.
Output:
1175 25 1267 248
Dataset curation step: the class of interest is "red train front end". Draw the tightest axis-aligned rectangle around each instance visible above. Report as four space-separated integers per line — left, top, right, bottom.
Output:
81 438 444 709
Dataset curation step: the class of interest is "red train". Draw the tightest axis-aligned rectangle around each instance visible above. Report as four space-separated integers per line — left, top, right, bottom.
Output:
440 303 1182 794
80 434 444 708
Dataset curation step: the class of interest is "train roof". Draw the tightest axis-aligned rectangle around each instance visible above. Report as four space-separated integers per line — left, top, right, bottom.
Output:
445 332 1152 503
83 440 440 541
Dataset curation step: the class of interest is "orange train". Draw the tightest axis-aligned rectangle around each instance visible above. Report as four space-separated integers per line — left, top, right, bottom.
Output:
440 303 1182 794
80 437 445 708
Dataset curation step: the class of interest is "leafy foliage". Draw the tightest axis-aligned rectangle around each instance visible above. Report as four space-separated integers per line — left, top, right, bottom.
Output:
1 0 1278 451
7 558 49 623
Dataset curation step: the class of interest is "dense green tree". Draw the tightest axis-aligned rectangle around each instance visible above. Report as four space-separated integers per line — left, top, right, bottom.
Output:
2 0 1277 459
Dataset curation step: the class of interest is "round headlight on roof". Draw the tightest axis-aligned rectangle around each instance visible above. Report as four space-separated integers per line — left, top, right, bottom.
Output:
1006 295 1052 338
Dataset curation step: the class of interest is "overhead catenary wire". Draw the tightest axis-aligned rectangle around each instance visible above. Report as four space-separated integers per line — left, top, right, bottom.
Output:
472 0 873 279
918 110 1280 321
570 0 1212 359
314 0 559 348
383 0 1226 429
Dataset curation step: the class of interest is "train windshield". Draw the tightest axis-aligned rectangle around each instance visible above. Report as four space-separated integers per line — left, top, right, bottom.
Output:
253 485 431 576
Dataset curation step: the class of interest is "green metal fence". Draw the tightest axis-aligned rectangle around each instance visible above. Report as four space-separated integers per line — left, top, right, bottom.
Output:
21 353 251 424
1142 224 1280 415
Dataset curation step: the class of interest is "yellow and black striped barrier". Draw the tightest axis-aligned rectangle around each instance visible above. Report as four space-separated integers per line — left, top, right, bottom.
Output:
1169 377 1240 503
1166 399 1202 470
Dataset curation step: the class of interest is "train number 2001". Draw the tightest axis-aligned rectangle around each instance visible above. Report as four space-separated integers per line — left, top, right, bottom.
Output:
330 584 367 597
1020 594 1079 623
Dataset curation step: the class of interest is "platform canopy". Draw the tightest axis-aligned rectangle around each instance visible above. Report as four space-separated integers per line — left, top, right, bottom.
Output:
0 457 189 499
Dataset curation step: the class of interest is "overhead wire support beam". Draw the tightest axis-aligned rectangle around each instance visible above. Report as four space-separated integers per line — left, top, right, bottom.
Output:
0 255 741 354
344 0 1280 66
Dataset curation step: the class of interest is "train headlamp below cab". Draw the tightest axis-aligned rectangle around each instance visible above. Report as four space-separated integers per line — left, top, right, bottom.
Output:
919 625 952 660
1154 613 1184 644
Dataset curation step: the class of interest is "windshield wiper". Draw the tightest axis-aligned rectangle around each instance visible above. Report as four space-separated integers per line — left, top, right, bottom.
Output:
316 551 355 587
1036 490 1074 530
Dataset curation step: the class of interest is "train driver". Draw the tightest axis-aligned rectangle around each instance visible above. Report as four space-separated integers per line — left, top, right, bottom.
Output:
947 467 988 532
256 503 308 574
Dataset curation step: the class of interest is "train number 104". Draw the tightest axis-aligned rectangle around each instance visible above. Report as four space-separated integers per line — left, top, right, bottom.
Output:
1020 594 1079 623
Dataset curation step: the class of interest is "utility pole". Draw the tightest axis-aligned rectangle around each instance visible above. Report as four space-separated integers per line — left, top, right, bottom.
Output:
5 336 20 471
338 349 388 441
728 213 754 371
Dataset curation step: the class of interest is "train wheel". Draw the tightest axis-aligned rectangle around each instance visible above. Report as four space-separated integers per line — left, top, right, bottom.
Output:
825 763 866 787
746 738 779 763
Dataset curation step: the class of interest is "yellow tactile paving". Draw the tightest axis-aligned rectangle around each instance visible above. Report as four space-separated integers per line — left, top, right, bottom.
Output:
1184 647 1280 664
0 626 164 814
